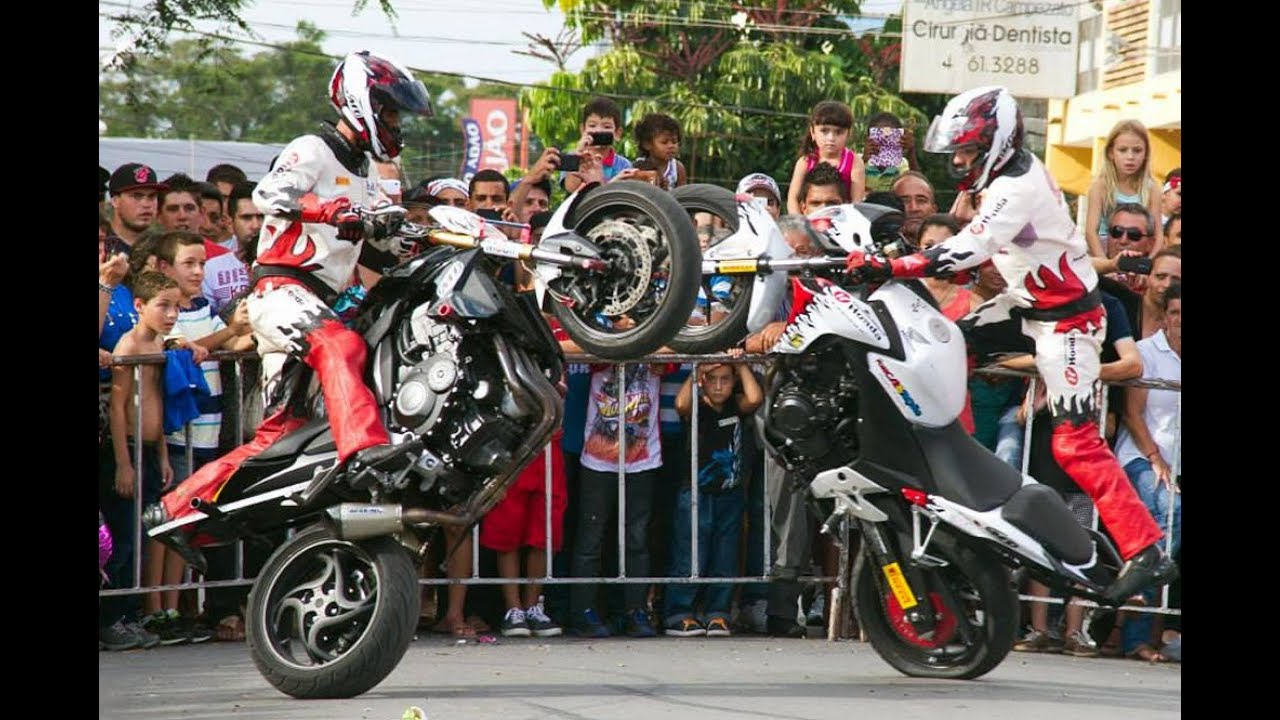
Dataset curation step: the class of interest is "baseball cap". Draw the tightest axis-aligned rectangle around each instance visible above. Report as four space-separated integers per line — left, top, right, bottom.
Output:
109 163 169 195
736 172 781 202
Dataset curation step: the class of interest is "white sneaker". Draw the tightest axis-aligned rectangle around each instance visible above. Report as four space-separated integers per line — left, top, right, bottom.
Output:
500 607 531 637
524 600 562 637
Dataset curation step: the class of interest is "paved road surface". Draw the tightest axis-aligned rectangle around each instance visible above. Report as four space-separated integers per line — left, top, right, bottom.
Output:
100 634 1180 720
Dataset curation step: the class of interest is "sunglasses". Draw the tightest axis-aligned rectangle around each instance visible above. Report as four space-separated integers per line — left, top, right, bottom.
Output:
1108 225 1149 241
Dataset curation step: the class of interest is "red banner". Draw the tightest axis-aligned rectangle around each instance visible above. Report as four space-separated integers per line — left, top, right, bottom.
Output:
469 98 518 174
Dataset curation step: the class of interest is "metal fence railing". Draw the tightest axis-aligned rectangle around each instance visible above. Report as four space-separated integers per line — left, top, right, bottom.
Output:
98 350 1181 638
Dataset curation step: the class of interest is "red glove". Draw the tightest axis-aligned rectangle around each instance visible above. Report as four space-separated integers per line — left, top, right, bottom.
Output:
844 250 893 284
299 196 365 241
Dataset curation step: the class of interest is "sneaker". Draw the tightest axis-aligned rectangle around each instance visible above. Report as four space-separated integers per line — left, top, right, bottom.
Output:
1062 630 1100 658
1105 544 1179 603
664 616 706 637
1013 628 1064 654
99 620 142 651
123 620 161 649
735 599 768 635
500 607 531 637
142 611 189 646
524 600 562 638
175 615 214 644
624 608 657 638
766 616 807 639
571 608 611 638
705 617 731 637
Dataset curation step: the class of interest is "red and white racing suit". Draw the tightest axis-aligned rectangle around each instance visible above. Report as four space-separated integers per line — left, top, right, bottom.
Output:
162 124 390 523
886 151 1162 560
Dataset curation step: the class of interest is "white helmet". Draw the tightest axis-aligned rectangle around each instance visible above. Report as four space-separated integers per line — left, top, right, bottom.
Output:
329 51 433 162
923 86 1024 193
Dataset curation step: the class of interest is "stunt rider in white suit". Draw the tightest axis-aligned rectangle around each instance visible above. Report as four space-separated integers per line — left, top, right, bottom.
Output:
152 51 433 527
844 86 1176 602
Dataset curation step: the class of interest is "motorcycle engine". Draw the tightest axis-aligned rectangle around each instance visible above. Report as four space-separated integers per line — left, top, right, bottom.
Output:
762 342 860 477
387 305 524 504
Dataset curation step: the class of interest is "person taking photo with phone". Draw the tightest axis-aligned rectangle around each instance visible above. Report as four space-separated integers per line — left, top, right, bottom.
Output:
563 97 632 193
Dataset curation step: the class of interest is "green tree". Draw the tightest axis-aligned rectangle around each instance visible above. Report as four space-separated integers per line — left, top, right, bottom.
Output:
525 1 928 190
97 23 498 184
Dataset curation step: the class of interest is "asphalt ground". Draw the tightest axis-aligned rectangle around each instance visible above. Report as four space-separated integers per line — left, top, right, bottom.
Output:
99 633 1181 719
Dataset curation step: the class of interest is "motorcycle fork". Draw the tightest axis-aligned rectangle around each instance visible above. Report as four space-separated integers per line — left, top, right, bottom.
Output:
858 517 940 639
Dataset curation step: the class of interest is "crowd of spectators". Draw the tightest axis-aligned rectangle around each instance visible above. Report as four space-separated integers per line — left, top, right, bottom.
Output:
99 96 1181 662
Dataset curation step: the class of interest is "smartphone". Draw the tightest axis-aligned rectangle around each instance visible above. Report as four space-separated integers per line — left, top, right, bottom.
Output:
868 127 905 168
589 131 615 147
559 153 581 172
1115 255 1153 275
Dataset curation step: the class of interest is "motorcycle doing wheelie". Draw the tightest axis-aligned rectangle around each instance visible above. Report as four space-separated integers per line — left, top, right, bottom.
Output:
694 196 1140 679
145 181 700 698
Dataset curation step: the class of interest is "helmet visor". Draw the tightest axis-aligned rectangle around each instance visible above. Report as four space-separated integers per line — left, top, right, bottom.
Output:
923 114 973 154
380 77 434 118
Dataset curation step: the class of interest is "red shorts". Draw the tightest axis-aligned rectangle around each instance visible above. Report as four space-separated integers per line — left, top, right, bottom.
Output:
479 433 567 553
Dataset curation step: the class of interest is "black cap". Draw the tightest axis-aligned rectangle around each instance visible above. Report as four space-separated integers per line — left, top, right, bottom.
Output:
109 163 169 195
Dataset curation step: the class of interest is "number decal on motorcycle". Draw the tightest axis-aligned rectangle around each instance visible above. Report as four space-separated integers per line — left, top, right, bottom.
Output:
882 562 918 609
717 259 758 274
480 238 524 259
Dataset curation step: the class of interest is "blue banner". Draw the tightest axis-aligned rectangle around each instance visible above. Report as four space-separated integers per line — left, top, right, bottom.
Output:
460 117 481 184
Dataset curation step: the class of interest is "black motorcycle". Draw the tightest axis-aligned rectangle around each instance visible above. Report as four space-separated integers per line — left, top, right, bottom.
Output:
146 181 699 698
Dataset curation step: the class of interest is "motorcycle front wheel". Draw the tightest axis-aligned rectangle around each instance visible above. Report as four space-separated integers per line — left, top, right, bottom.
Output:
852 538 1018 680
246 524 419 698
552 181 700 360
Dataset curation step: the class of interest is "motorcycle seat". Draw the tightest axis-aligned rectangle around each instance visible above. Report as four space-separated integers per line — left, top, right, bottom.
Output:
242 418 332 466
1001 483 1094 565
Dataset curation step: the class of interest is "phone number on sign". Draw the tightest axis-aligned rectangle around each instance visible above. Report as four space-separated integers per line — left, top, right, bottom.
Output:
967 56 1040 74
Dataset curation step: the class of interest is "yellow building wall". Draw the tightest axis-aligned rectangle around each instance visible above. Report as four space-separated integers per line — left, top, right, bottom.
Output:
1045 71 1182 197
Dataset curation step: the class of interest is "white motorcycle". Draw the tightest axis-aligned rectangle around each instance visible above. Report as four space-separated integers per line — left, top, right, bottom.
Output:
697 197 1132 679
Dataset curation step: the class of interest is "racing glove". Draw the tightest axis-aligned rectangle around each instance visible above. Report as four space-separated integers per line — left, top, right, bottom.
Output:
299 196 366 242
844 250 893 285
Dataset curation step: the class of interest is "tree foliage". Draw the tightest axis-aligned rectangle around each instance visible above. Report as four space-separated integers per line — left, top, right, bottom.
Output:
526 1 926 188
97 23 517 183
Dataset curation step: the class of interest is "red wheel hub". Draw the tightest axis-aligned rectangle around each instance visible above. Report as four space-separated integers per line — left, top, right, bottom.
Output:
885 592 958 648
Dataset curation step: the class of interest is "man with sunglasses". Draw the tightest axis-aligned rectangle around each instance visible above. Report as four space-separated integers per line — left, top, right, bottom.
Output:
844 86 1177 603
1095 203 1158 337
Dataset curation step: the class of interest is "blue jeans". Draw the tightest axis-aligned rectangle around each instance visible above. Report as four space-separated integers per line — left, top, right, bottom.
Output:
993 404 1025 469
664 487 745 622
1120 457 1181 654
738 451 768 606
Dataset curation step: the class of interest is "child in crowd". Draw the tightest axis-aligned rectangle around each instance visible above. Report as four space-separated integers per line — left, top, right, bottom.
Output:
664 360 763 637
480 316 571 639
787 100 864 214
145 230 255 644
563 96 632 193
1084 119 1163 260
631 113 686 190
99 271 183 651
570 361 674 638
862 112 915 193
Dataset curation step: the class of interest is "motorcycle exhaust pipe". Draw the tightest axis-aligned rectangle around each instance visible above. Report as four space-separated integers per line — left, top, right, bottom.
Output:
324 504 406 540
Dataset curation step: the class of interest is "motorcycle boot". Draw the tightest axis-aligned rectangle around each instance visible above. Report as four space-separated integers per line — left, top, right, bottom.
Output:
1104 543 1179 604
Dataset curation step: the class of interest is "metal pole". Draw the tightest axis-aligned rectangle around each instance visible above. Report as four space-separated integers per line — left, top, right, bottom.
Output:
689 363 699 579
133 365 144 589
544 440 553 581
1020 377 1036 476
616 363 626 579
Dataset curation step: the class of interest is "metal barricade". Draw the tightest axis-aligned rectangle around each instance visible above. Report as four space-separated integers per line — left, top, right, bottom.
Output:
97 350 1183 636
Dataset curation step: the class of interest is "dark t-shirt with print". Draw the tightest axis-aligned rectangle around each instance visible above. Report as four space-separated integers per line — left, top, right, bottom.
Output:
685 400 748 494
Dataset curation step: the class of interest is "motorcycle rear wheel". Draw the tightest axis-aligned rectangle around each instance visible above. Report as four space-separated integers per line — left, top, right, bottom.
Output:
247 524 419 698
553 182 700 360
852 539 1018 680
666 183 756 354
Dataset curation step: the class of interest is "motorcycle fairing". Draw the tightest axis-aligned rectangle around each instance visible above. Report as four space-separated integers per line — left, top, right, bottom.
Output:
772 283 892 355
706 197 794 335
864 283 967 427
